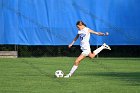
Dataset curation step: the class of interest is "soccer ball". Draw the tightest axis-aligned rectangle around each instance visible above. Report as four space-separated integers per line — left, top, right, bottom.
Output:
55 70 64 78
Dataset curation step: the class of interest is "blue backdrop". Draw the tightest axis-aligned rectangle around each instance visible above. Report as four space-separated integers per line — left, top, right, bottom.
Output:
0 0 140 45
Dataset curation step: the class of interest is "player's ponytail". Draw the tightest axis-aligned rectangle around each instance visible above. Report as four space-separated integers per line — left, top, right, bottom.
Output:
76 21 86 27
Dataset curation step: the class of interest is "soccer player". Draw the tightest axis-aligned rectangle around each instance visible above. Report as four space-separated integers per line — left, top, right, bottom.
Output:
64 21 111 78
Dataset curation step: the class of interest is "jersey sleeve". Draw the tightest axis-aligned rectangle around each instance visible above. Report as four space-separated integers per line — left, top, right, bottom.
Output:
85 27 89 32
78 27 90 34
78 30 82 34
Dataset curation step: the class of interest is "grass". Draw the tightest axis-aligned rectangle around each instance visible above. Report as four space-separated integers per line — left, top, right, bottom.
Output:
0 57 140 93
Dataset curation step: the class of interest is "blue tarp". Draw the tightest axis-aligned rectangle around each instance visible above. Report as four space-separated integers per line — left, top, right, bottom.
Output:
0 0 140 45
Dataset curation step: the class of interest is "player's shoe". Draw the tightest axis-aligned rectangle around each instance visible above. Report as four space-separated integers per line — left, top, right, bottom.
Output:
64 74 71 78
102 43 111 50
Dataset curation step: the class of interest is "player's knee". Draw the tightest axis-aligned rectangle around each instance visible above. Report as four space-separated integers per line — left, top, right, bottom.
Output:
89 56 94 59
74 60 80 66
89 53 95 59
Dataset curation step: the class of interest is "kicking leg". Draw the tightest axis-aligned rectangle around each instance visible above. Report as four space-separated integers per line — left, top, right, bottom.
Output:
88 52 96 59
89 43 111 59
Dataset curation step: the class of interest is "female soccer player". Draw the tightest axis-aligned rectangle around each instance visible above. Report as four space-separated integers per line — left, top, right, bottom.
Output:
64 21 111 78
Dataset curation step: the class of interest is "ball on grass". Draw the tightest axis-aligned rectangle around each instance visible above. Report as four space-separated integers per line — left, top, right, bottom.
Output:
55 70 64 78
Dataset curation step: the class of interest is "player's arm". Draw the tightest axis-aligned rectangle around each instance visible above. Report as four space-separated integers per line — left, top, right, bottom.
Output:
68 34 79 48
88 29 109 36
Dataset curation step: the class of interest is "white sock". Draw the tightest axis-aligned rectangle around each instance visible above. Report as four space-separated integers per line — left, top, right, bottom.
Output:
93 46 104 55
69 65 78 75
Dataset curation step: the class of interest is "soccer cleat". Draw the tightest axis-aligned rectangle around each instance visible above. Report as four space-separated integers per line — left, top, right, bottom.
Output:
102 43 111 50
64 74 71 78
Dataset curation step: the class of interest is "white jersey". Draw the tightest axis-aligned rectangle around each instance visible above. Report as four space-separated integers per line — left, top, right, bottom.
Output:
78 27 91 51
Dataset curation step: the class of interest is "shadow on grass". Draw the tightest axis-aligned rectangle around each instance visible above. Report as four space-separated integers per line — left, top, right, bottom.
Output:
83 72 140 86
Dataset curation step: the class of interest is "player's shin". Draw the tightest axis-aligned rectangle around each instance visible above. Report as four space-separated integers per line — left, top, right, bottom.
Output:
93 45 104 55
69 65 78 76
64 65 78 78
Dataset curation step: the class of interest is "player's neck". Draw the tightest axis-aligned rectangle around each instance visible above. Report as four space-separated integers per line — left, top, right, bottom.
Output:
79 26 86 30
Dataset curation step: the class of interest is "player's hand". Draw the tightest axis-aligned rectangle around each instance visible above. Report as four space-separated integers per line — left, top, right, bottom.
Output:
68 44 73 48
105 32 109 36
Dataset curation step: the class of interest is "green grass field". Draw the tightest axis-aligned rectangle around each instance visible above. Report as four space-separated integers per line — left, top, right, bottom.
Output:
0 57 140 93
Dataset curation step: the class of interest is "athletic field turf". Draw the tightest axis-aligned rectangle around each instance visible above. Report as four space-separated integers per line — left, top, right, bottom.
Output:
0 57 140 93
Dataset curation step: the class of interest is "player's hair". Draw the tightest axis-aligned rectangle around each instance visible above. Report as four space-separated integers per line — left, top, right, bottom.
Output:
76 21 86 27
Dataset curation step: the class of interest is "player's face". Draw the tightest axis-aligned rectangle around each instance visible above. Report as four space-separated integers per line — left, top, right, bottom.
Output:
76 25 83 30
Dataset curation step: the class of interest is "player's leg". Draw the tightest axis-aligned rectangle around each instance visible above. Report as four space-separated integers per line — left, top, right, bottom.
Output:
74 54 86 66
69 54 86 75
64 54 86 78
88 52 96 58
88 43 111 59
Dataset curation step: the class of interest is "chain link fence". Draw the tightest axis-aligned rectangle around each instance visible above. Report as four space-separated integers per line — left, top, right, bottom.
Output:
0 45 140 57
